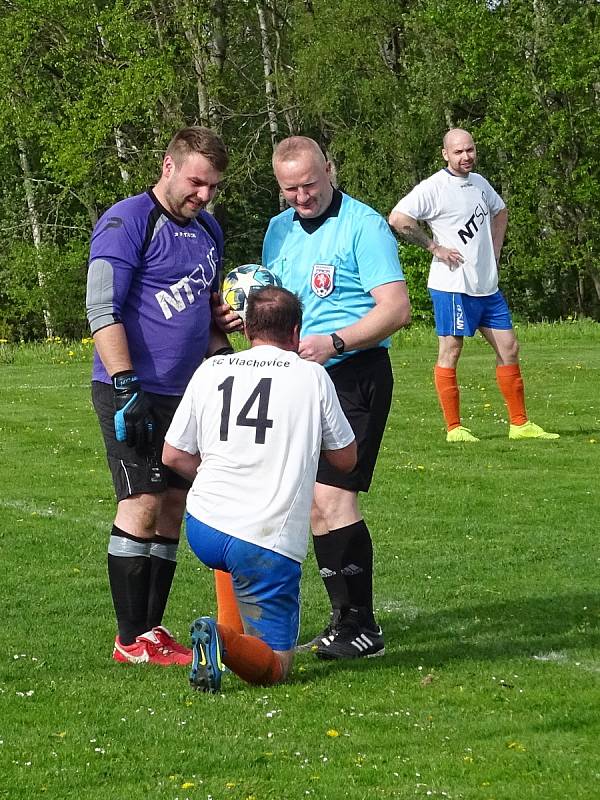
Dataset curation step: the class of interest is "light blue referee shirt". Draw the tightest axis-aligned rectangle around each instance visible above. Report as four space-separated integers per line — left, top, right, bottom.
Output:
262 190 404 365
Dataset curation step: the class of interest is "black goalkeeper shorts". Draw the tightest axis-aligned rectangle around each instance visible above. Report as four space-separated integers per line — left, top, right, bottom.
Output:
92 381 192 502
316 347 393 493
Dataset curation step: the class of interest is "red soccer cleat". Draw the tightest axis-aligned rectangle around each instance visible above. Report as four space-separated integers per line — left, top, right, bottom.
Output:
112 628 192 666
151 626 193 661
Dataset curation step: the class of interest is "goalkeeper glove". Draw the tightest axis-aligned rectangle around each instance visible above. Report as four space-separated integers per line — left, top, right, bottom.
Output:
112 370 155 453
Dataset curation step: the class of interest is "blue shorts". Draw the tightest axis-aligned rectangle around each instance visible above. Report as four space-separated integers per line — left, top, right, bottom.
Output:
185 514 301 651
429 289 513 337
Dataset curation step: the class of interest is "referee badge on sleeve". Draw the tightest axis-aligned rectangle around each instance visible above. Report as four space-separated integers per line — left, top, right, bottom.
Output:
311 264 335 297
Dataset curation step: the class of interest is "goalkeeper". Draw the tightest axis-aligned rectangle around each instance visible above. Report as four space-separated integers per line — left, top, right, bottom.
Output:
163 286 357 691
86 127 232 666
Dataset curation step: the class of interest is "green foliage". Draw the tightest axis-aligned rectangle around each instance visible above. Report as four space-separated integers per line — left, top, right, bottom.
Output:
0 240 88 342
398 245 432 322
0 0 598 336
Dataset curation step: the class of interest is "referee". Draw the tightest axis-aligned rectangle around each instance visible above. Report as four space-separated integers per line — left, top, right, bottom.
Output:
261 136 411 659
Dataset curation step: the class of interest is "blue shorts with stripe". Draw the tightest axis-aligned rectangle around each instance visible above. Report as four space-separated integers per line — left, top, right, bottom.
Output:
429 289 513 337
185 514 301 651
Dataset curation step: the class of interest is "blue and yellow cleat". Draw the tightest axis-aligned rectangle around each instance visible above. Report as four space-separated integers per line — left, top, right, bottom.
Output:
189 617 227 693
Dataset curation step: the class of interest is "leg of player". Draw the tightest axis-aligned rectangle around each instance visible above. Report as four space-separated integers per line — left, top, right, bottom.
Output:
436 335 478 442
189 618 290 693
308 485 384 660
480 326 559 440
295 495 350 653
146 487 192 660
186 518 300 689
110 491 191 666
214 570 244 632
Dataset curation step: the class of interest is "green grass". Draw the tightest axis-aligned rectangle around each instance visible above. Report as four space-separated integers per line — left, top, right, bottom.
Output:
1 323 600 799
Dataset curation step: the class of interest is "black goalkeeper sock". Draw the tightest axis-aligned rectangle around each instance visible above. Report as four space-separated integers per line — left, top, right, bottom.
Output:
146 535 178 630
107 525 151 645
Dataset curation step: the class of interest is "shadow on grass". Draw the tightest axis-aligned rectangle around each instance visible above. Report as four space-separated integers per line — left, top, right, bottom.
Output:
291 592 600 681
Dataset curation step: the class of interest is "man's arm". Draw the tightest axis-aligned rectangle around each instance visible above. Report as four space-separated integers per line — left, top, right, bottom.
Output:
205 317 234 357
92 323 133 376
298 280 411 364
323 440 357 473
491 207 508 264
162 441 201 481
388 209 464 270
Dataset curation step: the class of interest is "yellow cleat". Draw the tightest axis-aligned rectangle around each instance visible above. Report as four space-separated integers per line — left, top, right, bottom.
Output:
509 421 559 440
446 425 480 443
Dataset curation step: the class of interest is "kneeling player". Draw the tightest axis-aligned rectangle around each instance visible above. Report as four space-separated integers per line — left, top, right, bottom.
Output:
163 286 356 691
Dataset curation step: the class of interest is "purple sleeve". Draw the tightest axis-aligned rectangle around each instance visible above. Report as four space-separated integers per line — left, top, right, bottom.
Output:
86 199 146 333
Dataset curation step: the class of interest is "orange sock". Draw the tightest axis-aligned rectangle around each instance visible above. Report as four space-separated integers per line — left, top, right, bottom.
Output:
434 365 461 430
218 624 284 685
214 570 244 633
496 364 527 425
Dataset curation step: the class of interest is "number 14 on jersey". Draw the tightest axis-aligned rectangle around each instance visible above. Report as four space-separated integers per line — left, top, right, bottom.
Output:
218 376 274 444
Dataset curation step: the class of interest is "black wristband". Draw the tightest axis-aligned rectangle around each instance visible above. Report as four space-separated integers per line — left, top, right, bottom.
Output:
112 370 140 390
210 347 234 357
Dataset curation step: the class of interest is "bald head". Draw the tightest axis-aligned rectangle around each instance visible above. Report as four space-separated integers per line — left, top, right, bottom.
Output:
272 136 326 170
442 129 476 177
272 136 334 219
443 128 473 150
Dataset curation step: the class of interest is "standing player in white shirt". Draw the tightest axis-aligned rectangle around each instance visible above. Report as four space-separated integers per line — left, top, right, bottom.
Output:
389 128 559 442
163 286 356 692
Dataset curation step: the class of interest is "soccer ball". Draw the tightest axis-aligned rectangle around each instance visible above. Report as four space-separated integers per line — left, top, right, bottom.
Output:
221 264 282 320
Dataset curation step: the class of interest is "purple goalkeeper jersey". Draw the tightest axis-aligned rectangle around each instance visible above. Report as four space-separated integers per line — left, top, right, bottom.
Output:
87 190 224 395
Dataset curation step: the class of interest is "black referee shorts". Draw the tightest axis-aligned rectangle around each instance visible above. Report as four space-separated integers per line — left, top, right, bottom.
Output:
317 347 393 493
92 381 192 502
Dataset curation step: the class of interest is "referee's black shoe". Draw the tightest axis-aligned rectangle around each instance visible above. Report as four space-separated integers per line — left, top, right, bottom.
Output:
295 608 342 653
315 608 385 660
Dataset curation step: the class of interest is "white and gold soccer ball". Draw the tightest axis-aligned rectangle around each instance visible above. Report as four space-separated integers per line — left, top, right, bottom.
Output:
221 264 282 320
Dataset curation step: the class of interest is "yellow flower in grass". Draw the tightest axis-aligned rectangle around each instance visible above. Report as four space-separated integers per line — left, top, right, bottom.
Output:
326 729 339 737
181 781 195 789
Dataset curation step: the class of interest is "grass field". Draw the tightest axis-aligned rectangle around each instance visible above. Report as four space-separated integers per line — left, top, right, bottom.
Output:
1 323 599 800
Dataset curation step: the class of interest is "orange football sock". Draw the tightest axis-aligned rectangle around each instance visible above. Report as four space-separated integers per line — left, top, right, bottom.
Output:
496 364 527 425
214 570 244 633
218 624 284 686
434 365 461 431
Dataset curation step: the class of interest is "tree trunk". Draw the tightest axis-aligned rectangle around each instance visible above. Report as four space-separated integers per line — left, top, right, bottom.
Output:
257 0 280 151
17 135 53 338
95 18 131 185
175 0 211 126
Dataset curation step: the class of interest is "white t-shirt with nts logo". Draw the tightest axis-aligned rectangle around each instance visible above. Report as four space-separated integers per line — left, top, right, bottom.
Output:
392 169 506 296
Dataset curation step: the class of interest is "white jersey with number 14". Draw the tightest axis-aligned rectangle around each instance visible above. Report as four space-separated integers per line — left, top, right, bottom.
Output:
165 345 354 563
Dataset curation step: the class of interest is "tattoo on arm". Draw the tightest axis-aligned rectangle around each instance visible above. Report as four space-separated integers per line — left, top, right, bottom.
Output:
398 224 434 251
